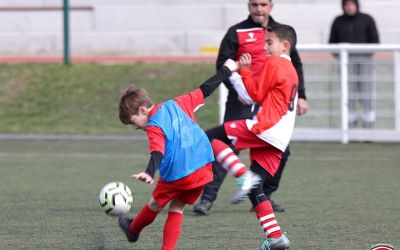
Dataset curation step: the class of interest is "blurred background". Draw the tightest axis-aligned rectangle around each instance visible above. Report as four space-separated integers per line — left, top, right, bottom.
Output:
0 0 399 54
1 0 400 143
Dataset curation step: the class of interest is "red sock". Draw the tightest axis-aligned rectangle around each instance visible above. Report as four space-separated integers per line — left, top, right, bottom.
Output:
162 212 183 250
255 200 282 239
211 139 247 178
130 203 158 236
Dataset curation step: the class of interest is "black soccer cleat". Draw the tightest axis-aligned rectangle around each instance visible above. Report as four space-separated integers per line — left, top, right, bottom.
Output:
192 199 213 216
270 199 285 213
118 213 139 242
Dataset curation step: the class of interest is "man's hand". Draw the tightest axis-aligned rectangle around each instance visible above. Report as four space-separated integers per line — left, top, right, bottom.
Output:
297 98 308 116
238 53 252 68
131 172 154 184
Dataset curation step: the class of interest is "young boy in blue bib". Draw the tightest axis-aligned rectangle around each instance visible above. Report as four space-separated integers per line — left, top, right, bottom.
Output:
117 60 257 250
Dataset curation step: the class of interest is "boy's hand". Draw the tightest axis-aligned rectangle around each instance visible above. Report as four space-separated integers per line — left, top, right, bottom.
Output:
297 98 308 116
131 172 154 184
238 53 252 68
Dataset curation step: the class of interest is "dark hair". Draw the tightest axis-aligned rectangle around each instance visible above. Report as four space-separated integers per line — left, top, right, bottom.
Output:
266 24 297 51
119 87 153 124
342 0 359 11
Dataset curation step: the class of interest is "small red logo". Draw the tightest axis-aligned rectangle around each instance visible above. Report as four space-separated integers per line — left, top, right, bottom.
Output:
371 244 394 250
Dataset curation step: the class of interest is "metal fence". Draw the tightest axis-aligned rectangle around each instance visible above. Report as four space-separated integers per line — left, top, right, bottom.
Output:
218 44 400 143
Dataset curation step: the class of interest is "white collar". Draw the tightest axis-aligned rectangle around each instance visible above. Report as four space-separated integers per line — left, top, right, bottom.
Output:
280 54 291 61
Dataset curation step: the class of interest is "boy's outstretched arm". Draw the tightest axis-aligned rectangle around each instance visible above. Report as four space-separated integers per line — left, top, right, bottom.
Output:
199 59 237 98
131 151 163 184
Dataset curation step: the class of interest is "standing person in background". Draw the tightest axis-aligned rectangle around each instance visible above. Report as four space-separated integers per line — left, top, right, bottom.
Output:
329 0 379 128
193 0 308 216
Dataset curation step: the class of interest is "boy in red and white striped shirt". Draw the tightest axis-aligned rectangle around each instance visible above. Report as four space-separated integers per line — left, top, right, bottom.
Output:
206 24 298 250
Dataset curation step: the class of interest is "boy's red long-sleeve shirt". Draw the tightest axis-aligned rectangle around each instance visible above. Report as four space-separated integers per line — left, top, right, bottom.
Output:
239 55 299 152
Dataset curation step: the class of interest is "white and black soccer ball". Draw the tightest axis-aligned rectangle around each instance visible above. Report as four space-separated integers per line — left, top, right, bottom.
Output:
99 181 133 216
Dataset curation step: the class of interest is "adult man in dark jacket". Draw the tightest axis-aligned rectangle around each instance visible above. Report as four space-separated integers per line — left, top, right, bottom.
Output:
193 0 308 215
329 0 379 128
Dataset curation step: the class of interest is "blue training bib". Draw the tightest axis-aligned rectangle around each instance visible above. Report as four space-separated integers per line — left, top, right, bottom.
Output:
147 100 214 182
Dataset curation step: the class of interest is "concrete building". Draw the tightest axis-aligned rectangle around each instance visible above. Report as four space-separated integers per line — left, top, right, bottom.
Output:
0 0 398 55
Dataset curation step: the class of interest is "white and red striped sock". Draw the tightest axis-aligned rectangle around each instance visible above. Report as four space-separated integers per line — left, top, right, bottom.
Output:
255 200 282 239
211 139 247 178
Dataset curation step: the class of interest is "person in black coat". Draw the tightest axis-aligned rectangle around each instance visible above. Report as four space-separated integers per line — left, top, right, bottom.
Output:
329 0 380 128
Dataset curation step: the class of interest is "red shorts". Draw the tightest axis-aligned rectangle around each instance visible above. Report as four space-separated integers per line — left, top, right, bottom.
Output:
224 120 283 176
152 164 212 207
152 182 205 208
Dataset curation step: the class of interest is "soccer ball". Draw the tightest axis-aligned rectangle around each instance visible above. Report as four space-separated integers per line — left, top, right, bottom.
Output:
99 181 133 216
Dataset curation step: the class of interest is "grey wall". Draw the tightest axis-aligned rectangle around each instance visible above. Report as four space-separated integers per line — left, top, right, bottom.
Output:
0 0 398 55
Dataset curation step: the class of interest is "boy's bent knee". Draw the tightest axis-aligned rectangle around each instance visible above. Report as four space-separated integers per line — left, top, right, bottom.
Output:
148 197 163 212
168 199 185 214
168 208 184 214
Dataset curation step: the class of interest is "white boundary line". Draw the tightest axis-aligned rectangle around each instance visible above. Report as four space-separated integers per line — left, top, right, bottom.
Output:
0 152 148 158
0 134 146 141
